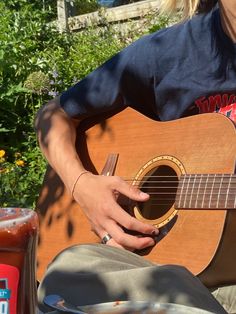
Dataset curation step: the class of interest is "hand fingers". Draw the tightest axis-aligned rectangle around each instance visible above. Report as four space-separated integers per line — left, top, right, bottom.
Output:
96 228 124 249
102 234 123 249
94 220 155 251
91 189 158 249
76 174 158 250
112 176 150 202
108 177 159 235
108 200 159 236
103 219 156 250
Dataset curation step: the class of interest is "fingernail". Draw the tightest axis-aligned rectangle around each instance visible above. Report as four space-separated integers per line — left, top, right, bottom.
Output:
151 229 159 236
140 192 149 198
149 238 156 246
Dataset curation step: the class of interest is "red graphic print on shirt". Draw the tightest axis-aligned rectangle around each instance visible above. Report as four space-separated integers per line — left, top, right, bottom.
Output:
195 93 236 123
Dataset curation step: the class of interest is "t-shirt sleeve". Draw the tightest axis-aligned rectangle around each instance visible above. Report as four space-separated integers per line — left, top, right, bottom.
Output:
59 33 160 119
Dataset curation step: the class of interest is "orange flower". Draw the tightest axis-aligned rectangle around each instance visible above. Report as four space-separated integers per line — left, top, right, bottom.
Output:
0 150 5 158
16 160 25 167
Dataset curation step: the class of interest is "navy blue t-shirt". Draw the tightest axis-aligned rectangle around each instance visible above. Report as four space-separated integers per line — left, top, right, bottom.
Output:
60 6 236 123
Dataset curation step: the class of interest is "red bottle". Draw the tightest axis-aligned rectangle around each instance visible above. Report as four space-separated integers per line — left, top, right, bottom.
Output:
0 208 39 314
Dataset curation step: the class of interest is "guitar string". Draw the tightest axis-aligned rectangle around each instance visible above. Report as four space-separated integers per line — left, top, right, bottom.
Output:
124 175 235 178
128 198 235 201
124 196 236 205
121 191 236 200
116 176 236 204
123 174 235 177
124 177 236 183
126 183 236 193
123 177 236 181
125 196 236 200
120 178 236 204
128 203 235 206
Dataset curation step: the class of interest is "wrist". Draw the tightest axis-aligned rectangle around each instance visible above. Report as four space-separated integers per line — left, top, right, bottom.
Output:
71 170 91 199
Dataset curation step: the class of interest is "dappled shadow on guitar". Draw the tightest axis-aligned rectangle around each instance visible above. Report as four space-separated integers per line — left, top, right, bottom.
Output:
36 107 236 288
36 108 124 279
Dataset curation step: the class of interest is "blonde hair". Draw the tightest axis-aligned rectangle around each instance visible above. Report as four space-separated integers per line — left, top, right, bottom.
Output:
160 0 217 19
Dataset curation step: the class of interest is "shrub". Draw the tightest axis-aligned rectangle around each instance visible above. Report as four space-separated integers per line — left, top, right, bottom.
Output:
73 0 99 15
0 148 46 208
0 2 172 208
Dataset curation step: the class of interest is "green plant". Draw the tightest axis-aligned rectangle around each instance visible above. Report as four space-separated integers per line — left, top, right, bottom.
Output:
0 148 46 208
73 0 99 15
0 1 173 208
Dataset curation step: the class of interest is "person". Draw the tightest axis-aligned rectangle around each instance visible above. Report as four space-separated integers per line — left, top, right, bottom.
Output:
35 0 236 313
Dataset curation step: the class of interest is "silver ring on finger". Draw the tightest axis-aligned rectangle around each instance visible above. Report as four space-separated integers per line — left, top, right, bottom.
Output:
101 233 112 244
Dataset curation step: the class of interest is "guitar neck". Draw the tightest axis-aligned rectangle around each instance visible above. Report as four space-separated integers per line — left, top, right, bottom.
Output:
175 174 236 209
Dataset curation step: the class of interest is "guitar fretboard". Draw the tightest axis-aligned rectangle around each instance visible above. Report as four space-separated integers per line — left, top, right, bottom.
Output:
175 174 236 209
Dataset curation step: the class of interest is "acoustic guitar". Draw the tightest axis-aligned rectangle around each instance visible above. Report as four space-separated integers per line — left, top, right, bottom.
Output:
36 107 236 288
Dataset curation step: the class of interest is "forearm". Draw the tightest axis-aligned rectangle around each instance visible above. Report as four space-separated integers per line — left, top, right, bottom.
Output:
35 98 85 194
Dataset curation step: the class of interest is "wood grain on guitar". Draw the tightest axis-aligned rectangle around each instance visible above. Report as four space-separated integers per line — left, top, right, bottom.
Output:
36 108 236 288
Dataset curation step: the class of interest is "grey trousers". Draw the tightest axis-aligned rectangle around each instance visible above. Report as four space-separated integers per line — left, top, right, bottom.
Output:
37 244 234 314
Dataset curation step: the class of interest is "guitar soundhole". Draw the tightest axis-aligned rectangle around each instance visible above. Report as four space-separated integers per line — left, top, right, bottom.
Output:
138 165 178 220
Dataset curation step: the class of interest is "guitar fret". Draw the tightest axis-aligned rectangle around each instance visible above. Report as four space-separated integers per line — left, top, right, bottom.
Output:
225 174 232 208
233 177 236 208
183 175 191 208
194 174 202 208
208 174 216 208
201 174 209 208
221 175 229 208
216 175 224 208
194 174 211 208
176 174 236 209
188 174 196 208
199 174 217 208
176 175 184 208
232 175 236 209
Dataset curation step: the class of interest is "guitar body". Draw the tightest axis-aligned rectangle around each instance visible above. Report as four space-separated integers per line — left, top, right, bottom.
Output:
36 108 236 287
